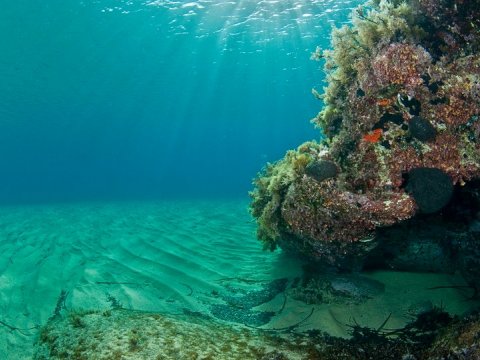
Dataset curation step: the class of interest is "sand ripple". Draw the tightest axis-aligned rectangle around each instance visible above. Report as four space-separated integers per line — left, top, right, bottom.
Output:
0 200 299 358
0 200 477 359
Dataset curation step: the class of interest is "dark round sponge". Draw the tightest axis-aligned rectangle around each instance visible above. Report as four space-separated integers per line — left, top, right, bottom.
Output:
409 116 437 142
305 160 338 183
406 167 453 214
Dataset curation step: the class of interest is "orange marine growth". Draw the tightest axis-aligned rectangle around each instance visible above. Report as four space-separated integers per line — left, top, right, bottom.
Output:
377 98 392 107
363 129 383 143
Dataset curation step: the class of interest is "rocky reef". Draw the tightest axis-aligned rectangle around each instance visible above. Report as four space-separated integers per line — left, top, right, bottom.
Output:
250 0 480 281
33 307 480 360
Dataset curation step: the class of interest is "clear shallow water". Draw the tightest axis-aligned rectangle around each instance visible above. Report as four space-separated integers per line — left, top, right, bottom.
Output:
0 200 478 359
0 1 378 357
0 0 362 203
2 1 479 358
0 200 301 357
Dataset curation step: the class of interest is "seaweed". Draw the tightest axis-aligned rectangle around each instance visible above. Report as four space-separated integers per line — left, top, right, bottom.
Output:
209 278 288 327
105 293 123 310
0 319 39 336
250 0 480 274
49 289 69 321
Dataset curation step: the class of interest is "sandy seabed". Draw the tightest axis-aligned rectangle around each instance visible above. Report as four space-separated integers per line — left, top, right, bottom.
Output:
0 200 477 359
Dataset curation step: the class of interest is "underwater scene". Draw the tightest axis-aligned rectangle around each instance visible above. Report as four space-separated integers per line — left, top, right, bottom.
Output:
1 0 480 359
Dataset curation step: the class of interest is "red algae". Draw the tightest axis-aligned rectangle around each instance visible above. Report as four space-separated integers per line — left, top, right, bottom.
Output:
250 0 480 275
363 129 383 143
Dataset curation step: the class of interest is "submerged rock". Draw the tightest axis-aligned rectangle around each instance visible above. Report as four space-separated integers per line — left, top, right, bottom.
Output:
304 160 338 183
250 0 480 272
406 167 453 214
33 308 480 360
33 309 302 360
409 116 436 142
288 274 385 305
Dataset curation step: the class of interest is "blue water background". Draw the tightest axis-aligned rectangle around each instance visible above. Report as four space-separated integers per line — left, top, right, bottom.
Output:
0 0 362 203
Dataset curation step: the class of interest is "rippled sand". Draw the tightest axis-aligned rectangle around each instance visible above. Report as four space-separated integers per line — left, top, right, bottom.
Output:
0 200 477 359
0 200 303 358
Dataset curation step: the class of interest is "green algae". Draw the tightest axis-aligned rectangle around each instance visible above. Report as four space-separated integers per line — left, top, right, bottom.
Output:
249 142 325 250
250 0 480 272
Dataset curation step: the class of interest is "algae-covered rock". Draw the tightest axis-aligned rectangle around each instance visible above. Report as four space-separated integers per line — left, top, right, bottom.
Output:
33 308 480 360
423 312 480 359
250 0 480 271
33 309 308 360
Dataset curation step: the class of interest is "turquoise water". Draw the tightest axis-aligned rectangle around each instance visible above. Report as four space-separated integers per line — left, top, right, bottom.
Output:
0 200 477 358
1 3 370 356
0 0 362 203
2 1 479 359
0 201 298 357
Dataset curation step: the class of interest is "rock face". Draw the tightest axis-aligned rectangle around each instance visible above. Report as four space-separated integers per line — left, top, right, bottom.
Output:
250 0 480 275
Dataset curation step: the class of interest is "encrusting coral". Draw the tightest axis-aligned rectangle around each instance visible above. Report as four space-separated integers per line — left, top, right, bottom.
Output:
250 0 480 273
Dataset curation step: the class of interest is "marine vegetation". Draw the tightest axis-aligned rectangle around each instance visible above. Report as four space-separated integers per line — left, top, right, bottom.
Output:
250 0 480 281
33 307 480 360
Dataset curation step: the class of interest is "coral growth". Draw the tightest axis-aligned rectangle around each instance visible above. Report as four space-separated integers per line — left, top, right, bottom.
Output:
250 0 480 272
